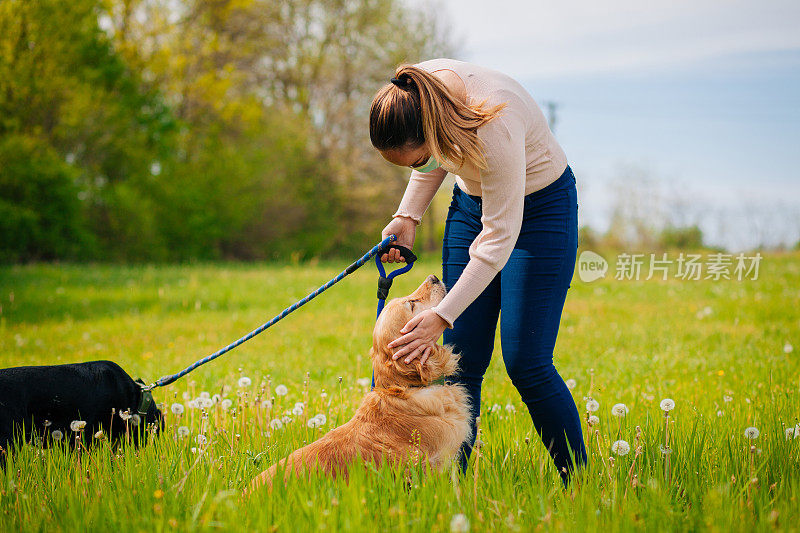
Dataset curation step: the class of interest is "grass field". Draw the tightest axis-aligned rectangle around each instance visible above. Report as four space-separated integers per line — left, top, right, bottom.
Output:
1 251 799 531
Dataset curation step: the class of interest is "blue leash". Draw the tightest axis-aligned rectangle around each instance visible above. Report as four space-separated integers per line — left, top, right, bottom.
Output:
144 235 414 390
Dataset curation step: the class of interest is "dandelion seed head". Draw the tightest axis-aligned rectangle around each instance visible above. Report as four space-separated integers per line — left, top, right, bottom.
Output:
220 399 233 411
292 403 305 416
611 403 629 418
356 377 371 388
611 440 631 456
261 399 272 409
69 420 86 432
784 343 794 354
119 410 132 421
270 418 284 430
314 414 327 425
195 434 207 446
94 430 104 439
131 414 141 426
744 426 760 439
588 415 600 426
275 384 288 396
449 513 470 533
43 420 52 428
659 398 675 412
238 376 252 388
171 403 185 415
177 426 190 437
281 415 293 424
565 379 577 390
51 430 63 441
307 417 322 428
586 399 600 413
199 391 210 399
199 398 214 409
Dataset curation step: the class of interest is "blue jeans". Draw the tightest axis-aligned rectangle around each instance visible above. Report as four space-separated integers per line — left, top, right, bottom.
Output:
442 165 587 482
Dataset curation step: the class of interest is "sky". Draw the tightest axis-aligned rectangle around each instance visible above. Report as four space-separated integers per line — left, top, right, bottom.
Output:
409 0 800 250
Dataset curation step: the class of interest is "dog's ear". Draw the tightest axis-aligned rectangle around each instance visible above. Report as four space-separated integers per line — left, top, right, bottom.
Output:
418 344 459 385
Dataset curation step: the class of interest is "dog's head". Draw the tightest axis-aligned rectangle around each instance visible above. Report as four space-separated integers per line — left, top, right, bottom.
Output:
370 275 459 388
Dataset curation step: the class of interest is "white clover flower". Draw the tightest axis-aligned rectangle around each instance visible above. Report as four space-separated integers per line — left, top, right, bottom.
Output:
177 426 190 437
171 403 185 415
220 399 233 411
505 403 516 413
784 343 794 354
565 379 577 390
238 376 252 388
356 377 371 388
200 398 214 409
586 399 600 413
490 403 501 414
659 398 675 412
51 430 63 441
744 427 760 439
611 440 631 456
281 415 293 424
119 410 132 421
611 403 629 418
307 417 322 428
275 384 288 396
261 399 272 409
199 391 210 399
69 420 87 432
588 415 600 426
196 434 207 446
450 513 469 533
131 414 141 426
270 418 284 430
314 414 327 425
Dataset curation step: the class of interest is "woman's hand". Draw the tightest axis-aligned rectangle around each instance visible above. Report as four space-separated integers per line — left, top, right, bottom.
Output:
387 309 449 365
381 216 416 263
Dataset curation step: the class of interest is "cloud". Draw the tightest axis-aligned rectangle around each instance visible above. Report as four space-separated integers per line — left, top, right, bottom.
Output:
419 0 800 78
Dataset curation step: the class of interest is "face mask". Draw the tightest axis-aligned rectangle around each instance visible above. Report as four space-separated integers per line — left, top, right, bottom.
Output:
411 155 441 173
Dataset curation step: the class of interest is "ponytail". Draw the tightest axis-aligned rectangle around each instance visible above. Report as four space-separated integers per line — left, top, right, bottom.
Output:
369 64 506 171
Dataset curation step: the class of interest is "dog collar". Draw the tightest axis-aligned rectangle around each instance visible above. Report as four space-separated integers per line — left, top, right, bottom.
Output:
137 386 154 417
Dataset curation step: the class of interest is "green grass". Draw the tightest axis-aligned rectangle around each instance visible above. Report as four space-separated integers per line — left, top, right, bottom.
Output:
1 252 799 531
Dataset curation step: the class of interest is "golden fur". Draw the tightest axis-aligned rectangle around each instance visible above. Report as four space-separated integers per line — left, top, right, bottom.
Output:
246 275 470 493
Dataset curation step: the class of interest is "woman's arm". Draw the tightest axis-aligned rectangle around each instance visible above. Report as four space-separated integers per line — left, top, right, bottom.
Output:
392 166 448 224
431 102 527 327
388 98 528 364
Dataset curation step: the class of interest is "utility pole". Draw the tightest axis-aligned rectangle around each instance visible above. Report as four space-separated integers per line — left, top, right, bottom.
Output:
543 100 559 134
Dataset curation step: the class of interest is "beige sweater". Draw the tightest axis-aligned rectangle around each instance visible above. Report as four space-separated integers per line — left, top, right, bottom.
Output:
392 58 568 328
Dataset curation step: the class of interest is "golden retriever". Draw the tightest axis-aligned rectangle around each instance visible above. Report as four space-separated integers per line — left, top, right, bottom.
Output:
247 274 470 493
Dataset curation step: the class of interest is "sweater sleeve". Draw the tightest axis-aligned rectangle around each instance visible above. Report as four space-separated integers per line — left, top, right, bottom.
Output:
431 101 527 328
392 167 448 224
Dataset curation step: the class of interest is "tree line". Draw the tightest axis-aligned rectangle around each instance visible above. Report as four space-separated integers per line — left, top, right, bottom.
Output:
0 0 452 262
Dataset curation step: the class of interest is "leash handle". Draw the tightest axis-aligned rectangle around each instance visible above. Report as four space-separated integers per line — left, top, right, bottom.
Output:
380 244 417 264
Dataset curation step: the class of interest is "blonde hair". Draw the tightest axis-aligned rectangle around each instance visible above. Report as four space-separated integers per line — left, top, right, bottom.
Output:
369 64 506 171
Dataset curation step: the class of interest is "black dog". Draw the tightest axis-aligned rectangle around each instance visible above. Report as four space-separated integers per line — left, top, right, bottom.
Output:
0 360 162 462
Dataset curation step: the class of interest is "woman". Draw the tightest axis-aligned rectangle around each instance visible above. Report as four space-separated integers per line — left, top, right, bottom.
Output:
368 58 586 483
